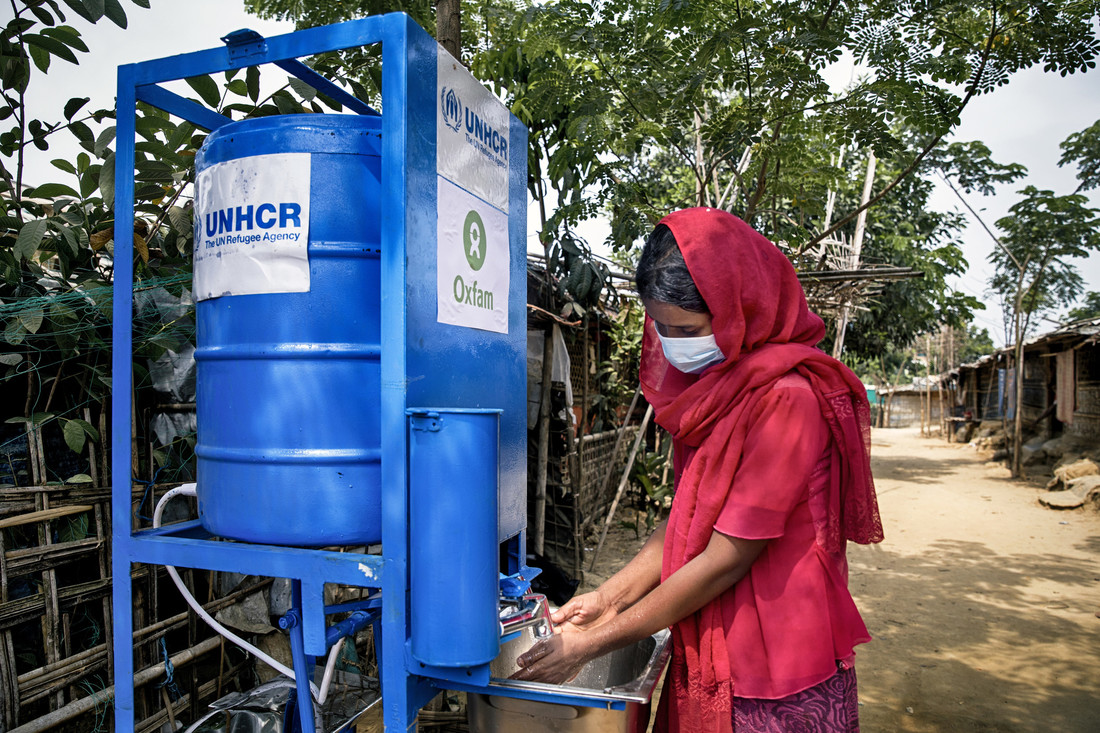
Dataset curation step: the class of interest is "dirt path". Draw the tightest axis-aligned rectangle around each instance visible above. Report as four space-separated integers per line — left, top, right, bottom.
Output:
585 426 1100 732
851 427 1100 732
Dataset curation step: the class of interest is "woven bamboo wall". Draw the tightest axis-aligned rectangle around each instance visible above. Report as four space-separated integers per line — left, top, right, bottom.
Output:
0 476 257 733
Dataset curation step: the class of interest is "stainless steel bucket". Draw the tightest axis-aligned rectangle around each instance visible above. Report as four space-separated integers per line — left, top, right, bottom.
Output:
468 628 671 733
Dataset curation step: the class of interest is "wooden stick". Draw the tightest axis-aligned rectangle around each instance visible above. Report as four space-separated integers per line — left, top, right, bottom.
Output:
6 635 222 733
596 385 642 501
160 687 177 730
0 505 94 531
588 404 654 572
84 407 98 487
534 329 555 555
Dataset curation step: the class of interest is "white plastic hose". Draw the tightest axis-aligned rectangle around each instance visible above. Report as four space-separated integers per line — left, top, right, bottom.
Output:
154 484 344 701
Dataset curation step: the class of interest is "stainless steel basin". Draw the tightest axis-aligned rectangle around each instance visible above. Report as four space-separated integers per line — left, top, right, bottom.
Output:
468 627 671 733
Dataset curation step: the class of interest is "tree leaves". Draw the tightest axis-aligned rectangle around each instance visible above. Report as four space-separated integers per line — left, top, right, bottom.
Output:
61 0 105 23
103 0 128 29
64 96 90 120
14 219 48 261
98 150 115 208
62 418 99 453
931 140 1027 196
989 186 1100 336
246 65 261 101
1058 118 1100 192
185 75 222 108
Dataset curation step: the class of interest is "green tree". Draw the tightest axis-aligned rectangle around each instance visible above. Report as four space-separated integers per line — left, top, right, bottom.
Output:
1 0 337 482
240 1 1100 358
955 325 995 365
508 0 1099 241
1058 118 1100 192
493 0 1094 359
1065 291 1100 322
816 140 996 359
988 186 1100 476
2 0 157 482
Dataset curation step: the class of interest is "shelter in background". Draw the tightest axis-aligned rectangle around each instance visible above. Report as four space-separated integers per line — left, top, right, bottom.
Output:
944 317 1100 443
876 378 947 429
525 259 644 589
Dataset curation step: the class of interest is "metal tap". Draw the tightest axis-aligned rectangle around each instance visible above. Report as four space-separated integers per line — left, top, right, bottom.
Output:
499 592 553 640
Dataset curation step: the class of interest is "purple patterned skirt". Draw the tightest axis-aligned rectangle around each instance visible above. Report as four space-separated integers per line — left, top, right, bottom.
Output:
731 665 860 732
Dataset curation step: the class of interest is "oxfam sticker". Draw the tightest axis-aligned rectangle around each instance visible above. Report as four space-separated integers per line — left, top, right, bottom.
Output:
438 178 509 334
464 210 487 271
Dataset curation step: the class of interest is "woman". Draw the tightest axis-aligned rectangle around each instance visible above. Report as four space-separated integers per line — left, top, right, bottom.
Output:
514 208 884 732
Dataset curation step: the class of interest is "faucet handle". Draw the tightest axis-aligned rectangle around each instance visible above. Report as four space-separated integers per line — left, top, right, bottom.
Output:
499 566 542 598
499 592 554 640
530 593 553 639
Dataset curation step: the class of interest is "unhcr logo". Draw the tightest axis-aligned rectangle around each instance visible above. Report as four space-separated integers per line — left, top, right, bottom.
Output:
439 83 507 167
441 86 463 132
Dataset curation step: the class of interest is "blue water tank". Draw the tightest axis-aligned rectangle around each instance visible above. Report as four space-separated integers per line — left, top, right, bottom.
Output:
194 115 383 546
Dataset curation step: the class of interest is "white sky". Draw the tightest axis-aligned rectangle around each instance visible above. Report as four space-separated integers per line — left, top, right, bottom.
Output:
928 65 1100 345
8 1 1100 348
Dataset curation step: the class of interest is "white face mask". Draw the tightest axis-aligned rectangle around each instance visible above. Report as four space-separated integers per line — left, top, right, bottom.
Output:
657 332 726 374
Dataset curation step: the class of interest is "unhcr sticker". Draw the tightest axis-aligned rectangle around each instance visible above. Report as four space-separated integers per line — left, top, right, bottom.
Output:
437 177 508 334
193 153 311 301
437 46 509 214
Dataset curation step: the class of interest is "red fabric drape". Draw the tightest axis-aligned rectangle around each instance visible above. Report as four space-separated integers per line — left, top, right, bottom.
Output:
641 208 883 731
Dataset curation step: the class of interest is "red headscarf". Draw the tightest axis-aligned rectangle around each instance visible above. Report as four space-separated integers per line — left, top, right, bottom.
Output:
641 208 883 727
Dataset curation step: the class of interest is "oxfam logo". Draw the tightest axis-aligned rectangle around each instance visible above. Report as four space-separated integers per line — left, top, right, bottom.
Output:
463 210 486 271
441 86 463 132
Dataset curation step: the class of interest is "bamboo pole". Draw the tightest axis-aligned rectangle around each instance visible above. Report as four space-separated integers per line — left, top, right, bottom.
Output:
17 643 105 685
34 492 63 711
534 329 555 556
833 151 877 358
15 576 271 710
588 404 654 572
97 403 108 487
938 327 947 438
595 385 642 503
84 407 98 487
94 502 113 687
0 505 94 530
7 635 223 733
1 626 19 727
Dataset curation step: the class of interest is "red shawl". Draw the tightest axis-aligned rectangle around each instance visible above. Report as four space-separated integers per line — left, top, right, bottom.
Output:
641 208 883 728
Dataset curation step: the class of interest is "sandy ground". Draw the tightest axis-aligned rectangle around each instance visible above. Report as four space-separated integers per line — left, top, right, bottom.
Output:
584 426 1100 733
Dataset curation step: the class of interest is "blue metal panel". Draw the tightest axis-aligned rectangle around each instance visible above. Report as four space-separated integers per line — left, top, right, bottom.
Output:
409 410 500 668
124 17 389 84
131 523 384 584
402 58 529 545
505 110 531 539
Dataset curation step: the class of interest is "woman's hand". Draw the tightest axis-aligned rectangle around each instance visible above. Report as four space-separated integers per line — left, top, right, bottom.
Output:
551 590 618 634
511 630 594 684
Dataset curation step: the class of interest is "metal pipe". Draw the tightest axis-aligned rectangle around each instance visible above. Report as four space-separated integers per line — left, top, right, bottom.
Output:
278 604 317 733
324 609 377 650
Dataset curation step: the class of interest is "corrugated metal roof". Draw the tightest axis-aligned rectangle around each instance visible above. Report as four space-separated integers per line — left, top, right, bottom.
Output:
954 317 1100 374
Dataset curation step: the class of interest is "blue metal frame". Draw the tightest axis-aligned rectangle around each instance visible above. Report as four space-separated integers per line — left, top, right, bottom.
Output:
112 15 437 732
112 13 606 732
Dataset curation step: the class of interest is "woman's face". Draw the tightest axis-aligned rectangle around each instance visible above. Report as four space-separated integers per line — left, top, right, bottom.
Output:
642 298 713 339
